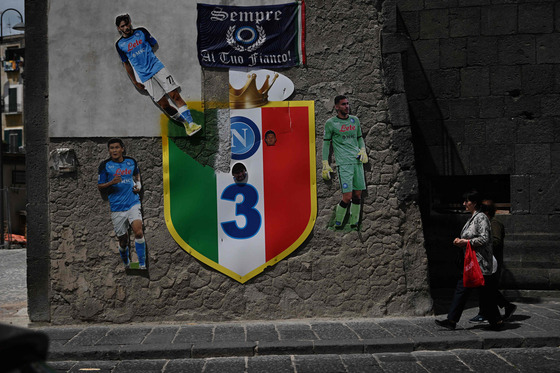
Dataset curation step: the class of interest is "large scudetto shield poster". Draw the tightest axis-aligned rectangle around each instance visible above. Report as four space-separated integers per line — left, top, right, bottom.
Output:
163 101 316 283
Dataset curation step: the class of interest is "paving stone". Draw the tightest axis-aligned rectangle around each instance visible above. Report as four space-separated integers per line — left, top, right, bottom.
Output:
293 354 346 373
246 323 279 342
64 327 110 346
246 355 294 373
495 347 560 372
67 360 118 373
453 349 515 371
345 320 393 339
413 351 471 372
311 322 359 340
276 324 317 341
174 325 213 343
142 326 179 345
520 331 560 348
374 352 424 373
213 324 245 342
163 358 206 373
47 361 77 372
96 327 152 345
203 356 246 373
376 320 432 338
112 359 166 373
340 354 385 373
40 327 82 344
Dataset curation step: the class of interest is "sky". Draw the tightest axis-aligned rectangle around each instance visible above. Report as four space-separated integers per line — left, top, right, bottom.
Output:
1 0 24 38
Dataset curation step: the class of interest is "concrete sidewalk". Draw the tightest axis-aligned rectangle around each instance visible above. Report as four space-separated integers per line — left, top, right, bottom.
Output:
30 301 560 368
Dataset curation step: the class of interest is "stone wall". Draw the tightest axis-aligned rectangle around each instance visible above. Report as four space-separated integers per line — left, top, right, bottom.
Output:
395 0 560 289
39 0 433 324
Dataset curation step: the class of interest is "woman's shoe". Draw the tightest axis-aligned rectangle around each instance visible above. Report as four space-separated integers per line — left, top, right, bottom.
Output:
485 320 504 331
435 319 456 330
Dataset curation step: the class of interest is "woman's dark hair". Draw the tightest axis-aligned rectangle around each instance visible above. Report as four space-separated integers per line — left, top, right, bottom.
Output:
463 190 482 210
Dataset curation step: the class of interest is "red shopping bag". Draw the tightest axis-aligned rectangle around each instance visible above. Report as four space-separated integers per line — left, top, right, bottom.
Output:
463 241 485 287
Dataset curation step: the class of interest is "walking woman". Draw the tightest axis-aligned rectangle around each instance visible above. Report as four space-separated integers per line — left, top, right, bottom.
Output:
435 190 503 331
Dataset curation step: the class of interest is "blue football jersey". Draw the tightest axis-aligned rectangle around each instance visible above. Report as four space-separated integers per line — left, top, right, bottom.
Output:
116 27 165 83
98 156 140 212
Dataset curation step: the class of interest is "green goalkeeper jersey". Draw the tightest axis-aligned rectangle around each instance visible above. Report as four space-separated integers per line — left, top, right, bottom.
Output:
322 115 365 165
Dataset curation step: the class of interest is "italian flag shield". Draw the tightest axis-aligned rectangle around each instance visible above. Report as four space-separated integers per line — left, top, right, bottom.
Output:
163 101 316 283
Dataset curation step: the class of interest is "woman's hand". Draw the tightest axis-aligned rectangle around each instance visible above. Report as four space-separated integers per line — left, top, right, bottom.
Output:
453 238 468 247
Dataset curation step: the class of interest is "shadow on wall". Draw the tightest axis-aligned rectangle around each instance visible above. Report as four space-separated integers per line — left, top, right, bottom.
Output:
396 10 467 292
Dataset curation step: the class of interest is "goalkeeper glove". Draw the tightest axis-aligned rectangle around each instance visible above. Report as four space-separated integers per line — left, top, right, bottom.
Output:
322 160 333 180
357 148 368 164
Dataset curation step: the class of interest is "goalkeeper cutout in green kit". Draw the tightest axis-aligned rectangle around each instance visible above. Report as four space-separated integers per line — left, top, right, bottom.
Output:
322 95 367 229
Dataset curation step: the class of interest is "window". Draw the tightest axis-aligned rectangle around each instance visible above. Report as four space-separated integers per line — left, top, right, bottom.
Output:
12 170 25 184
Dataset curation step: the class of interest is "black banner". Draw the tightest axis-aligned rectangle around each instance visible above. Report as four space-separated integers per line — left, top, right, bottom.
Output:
197 2 305 68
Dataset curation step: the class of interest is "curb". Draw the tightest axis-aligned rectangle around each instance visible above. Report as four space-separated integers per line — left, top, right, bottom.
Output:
46 333 560 362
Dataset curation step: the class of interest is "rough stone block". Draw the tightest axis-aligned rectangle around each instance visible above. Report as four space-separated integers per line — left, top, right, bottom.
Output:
397 0 424 12
420 9 449 39
449 7 480 37
425 0 458 10
468 144 515 174
479 97 505 119
463 120 486 144
505 95 541 120
447 98 479 119
399 11 420 40
429 69 460 98
382 32 411 54
515 144 551 174
467 37 498 66
461 67 490 97
541 94 560 117
529 174 560 214
519 3 554 34
537 34 560 64
499 35 536 65
481 5 517 35
383 54 405 94
490 65 521 95
551 143 560 174
388 94 411 128
522 65 554 95
440 38 467 68
413 39 440 69
516 118 553 144
485 118 516 144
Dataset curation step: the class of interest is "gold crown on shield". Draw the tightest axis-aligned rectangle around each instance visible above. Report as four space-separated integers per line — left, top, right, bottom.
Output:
229 73 278 109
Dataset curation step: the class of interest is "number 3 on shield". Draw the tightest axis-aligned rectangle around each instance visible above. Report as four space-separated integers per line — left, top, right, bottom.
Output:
220 183 262 239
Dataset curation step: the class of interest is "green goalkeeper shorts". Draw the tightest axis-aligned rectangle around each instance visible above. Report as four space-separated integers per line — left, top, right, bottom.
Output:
337 163 365 193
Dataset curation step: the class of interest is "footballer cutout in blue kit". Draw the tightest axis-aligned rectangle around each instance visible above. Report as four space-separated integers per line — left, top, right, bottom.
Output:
115 14 201 137
98 138 148 270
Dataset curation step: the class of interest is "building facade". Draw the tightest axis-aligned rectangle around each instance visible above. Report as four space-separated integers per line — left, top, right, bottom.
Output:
1 33 26 241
